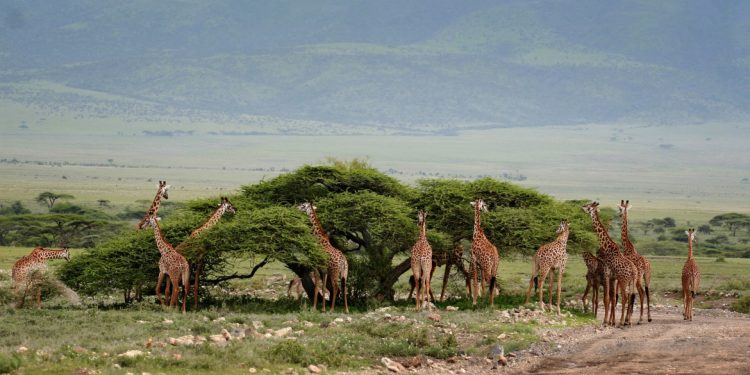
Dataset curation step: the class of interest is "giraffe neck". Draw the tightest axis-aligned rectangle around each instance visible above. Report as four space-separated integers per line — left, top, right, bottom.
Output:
590 210 619 255
419 219 427 240
149 189 164 215
35 248 68 260
621 209 635 254
151 220 175 255
473 205 484 240
688 237 694 259
190 205 227 237
307 208 332 246
555 228 569 246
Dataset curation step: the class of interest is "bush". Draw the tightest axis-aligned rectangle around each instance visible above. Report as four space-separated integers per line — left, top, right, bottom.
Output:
731 295 750 314
0 353 21 374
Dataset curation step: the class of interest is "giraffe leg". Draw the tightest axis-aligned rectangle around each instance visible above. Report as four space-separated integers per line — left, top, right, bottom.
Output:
582 278 591 313
470 262 478 306
644 267 652 322
618 280 627 327
537 268 549 312
342 277 349 314
329 274 339 313
193 258 205 310
313 272 322 312
321 272 330 313
556 268 563 315
547 271 554 308
602 275 609 325
425 268 433 311
408 275 417 302
592 279 599 319
182 271 189 313
414 269 421 312
169 276 179 308
164 275 171 303
635 277 645 324
525 270 536 305
155 272 166 306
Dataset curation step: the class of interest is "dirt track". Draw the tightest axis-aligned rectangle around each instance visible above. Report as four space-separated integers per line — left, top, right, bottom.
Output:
399 305 750 375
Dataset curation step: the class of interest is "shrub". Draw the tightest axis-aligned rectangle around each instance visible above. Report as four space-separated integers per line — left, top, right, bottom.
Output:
731 295 750 314
0 353 21 374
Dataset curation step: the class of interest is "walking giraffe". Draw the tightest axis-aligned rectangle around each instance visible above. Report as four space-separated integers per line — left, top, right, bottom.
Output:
468 198 500 306
12 247 70 308
682 228 701 321
163 197 236 309
618 200 652 323
137 180 170 229
141 214 190 312
582 201 638 327
297 202 349 313
525 220 570 314
581 251 606 316
410 210 433 311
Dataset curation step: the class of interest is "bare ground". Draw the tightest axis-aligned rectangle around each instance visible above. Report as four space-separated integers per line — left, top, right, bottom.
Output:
387 305 750 375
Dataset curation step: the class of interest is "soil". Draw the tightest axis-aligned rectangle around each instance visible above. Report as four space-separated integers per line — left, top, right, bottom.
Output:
396 305 750 375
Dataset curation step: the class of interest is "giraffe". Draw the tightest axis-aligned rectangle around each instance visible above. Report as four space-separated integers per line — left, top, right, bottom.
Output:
410 210 433 311
11 247 70 307
618 200 652 323
525 220 570 314
581 251 606 317
137 180 170 229
167 197 236 309
297 202 349 313
582 201 638 327
468 198 500 306
141 214 190 313
408 242 469 302
682 228 701 321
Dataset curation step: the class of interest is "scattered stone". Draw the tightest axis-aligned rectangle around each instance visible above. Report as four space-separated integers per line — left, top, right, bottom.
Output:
274 327 293 337
252 321 264 330
334 317 345 324
213 317 226 322
172 353 183 360
168 335 196 346
303 321 315 328
72 368 97 375
117 350 145 358
74 346 89 353
427 313 441 322
381 357 406 373
307 364 322 373
507 352 516 358
163 319 174 325
498 333 507 340
221 329 232 341
249 368 257 373
446 306 459 311
209 334 227 343
231 327 246 339
345 316 353 323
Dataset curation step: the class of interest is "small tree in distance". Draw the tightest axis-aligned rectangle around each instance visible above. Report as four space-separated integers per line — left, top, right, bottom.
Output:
36 192 74 210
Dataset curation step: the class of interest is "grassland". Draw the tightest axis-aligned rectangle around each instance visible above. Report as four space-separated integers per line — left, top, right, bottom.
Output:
1 243 749 373
2 122 749 222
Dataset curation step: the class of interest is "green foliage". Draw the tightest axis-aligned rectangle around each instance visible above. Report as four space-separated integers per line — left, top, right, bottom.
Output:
35 192 74 210
731 294 750 314
0 214 123 248
0 353 21 374
709 213 750 236
0 201 30 215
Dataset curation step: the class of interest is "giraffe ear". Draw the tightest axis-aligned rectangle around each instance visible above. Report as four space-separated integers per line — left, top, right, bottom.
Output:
470 201 476 207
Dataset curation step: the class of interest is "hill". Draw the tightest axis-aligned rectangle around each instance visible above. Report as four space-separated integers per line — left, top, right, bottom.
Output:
1 0 749 134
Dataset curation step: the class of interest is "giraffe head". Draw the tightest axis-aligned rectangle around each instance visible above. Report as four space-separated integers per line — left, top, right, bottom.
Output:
157 180 171 200
617 199 632 217
685 228 696 242
296 202 315 216
470 198 488 212
137 207 157 230
141 214 161 229
581 201 600 217
62 247 71 261
220 197 237 214
417 210 427 226
556 220 569 234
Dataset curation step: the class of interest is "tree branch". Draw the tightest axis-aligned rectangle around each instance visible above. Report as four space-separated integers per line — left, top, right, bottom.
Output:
204 256 270 283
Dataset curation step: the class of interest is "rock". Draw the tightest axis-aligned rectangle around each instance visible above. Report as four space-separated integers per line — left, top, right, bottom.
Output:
231 327 246 339
172 353 183 360
307 364 322 373
274 327 293 337
249 368 257 373
345 316 353 323
209 334 227 343
169 335 195 346
302 321 315 328
427 313 441 322
334 317 345 324
381 357 406 373
507 352 516 358
221 329 232 341
383 313 392 319
497 333 507 340
213 317 226 322
163 319 174 325
446 306 459 311
252 321 264 330
16 346 28 354
117 350 145 358
73 346 88 353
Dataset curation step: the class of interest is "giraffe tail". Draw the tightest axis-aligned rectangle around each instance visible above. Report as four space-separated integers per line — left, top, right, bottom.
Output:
533 276 539 294
489 276 497 296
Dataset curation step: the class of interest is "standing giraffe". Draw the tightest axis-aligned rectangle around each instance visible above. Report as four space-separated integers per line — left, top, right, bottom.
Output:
297 202 349 313
410 210 433 311
468 199 500 306
618 200 652 323
12 247 70 307
525 220 570 314
581 251 606 316
408 242 469 302
582 201 638 327
167 197 236 309
682 228 701 321
137 181 170 229
141 215 190 313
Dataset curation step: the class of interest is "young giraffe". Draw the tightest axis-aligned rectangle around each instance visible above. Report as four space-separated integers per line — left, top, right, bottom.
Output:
468 198 500 306
167 197 236 309
525 220 570 314
137 180 170 229
410 210 433 312
408 242 469 302
682 228 701 321
297 202 349 313
581 251 606 317
582 201 638 327
12 247 70 308
618 200 652 323
142 215 190 313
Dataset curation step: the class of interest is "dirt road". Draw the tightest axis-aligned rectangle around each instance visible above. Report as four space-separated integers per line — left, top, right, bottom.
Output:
511 305 750 374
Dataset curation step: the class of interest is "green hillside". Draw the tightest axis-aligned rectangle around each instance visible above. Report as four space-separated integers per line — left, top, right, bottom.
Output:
0 0 748 133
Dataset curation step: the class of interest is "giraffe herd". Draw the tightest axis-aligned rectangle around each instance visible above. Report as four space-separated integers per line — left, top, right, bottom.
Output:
10 185 702 326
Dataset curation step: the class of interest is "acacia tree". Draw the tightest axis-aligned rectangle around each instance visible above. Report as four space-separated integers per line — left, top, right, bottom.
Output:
36 192 74 210
709 213 750 237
